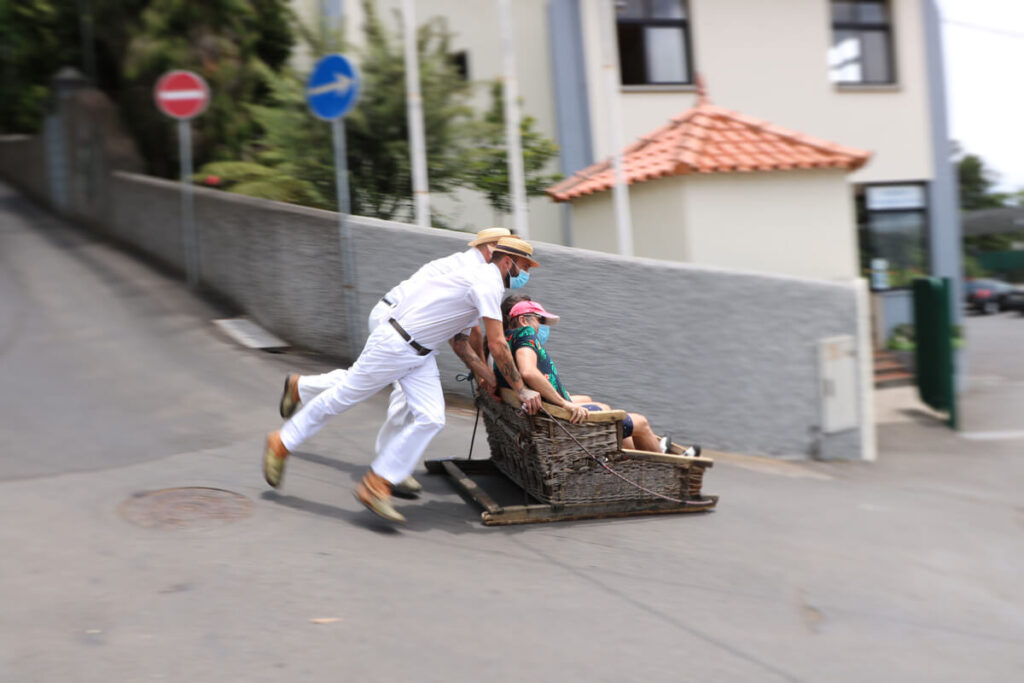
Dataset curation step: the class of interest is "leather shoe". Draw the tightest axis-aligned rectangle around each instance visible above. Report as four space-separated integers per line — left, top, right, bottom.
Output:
263 431 289 488
354 470 406 523
279 374 300 419
392 475 423 497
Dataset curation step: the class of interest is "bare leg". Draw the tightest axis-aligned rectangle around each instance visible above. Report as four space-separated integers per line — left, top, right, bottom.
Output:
627 413 662 452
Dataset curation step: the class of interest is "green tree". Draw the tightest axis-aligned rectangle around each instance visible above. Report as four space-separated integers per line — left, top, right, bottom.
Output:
461 80 562 217
199 0 473 221
0 0 80 132
953 142 1009 211
121 0 294 177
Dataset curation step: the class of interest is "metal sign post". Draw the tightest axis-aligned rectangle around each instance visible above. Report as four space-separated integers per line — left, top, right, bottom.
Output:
178 120 198 288
154 70 210 289
307 54 361 360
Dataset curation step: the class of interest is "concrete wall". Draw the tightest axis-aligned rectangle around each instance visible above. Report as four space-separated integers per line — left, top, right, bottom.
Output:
0 129 872 461
96 169 868 460
0 135 49 203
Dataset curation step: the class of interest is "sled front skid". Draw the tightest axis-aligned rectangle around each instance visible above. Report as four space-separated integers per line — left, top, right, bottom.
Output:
425 458 718 526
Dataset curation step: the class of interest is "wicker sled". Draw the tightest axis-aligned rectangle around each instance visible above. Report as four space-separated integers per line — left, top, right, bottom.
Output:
426 388 718 525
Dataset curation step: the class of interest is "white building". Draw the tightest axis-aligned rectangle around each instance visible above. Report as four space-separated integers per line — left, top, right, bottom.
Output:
294 1 961 337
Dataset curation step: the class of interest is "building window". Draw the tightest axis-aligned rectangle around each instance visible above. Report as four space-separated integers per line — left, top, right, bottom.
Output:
828 1 895 84
615 0 692 86
451 51 469 81
857 184 929 290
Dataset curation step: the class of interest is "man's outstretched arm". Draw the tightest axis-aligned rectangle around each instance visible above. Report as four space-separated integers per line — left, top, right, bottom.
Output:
449 333 496 395
483 317 541 413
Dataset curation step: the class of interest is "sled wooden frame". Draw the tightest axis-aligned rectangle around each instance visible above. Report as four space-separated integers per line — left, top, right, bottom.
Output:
424 457 718 526
426 389 718 526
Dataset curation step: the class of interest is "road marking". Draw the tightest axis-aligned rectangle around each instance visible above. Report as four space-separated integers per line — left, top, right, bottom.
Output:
960 430 1024 441
212 318 288 350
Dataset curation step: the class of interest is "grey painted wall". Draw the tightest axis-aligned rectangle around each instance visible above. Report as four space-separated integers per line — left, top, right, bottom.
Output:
90 168 865 460
0 132 868 460
0 135 48 203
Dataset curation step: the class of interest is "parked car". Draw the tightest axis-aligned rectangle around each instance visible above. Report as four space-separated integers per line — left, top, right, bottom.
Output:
965 279 1017 314
1004 286 1024 315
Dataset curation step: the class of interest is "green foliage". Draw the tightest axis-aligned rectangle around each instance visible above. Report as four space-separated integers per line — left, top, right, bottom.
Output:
121 0 296 177
952 142 1012 211
886 324 963 351
342 0 472 219
963 253 989 279
462 80 562 214
206 0 476 221
0 0 80 132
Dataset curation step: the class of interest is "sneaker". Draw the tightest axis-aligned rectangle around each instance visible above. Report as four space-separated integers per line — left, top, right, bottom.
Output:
659 435 672 454
354 470 406 523
279 374 299 419
392 475 423 497
263 431 289 488
681 445 702 458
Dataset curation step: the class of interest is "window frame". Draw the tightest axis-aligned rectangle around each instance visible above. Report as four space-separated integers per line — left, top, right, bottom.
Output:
829 0 897 86
856 181 931 291
615 0 694 87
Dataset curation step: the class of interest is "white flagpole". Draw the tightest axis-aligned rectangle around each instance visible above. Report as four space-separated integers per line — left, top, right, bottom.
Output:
599 0 633 256
496 0 529 238
402 0 430 227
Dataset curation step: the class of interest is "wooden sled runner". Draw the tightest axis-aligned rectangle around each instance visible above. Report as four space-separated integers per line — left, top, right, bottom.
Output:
426 389 718 526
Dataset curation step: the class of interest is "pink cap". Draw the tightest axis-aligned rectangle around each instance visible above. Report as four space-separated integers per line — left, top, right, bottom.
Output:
508 300 559 325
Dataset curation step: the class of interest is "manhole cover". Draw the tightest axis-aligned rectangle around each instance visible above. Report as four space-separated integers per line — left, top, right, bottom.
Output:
118 487 252 530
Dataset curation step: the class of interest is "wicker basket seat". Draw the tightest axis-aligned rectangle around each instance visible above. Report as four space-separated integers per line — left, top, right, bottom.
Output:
477 388 713 506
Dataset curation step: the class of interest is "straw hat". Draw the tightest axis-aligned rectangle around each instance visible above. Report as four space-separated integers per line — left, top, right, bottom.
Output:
467 227 511 247
491 236 539 268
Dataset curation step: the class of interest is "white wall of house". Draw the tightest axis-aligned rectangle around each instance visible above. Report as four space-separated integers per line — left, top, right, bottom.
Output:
681 169 859 281
579 0 933 186
569 190 619 254
571 168 858 282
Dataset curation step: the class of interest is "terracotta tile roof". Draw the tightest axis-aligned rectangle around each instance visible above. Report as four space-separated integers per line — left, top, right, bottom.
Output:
547 101 872 202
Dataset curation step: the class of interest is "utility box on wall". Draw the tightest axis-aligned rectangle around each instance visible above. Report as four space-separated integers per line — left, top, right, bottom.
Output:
819 335 858 434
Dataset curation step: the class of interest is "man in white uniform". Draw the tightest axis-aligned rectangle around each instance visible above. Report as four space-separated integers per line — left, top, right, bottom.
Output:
276 227 513 495
263 237 543 523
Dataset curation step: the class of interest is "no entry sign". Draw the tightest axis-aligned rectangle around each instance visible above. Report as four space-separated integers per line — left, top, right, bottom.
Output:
154 70 210 120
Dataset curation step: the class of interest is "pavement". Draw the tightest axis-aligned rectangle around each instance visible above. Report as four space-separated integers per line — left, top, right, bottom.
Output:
1 182 1023 682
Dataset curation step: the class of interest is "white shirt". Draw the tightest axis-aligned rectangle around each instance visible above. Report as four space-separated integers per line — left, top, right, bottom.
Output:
390 261 504 350
384 247 486 306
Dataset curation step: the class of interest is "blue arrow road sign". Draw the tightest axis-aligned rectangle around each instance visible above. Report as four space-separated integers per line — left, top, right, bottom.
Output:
306 53 360 120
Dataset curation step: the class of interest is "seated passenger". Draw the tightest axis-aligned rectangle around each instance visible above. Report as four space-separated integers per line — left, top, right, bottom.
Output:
495 299 674 453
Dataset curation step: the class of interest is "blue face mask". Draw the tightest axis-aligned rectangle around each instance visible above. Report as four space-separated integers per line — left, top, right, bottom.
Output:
508 269 530 290
535 324 550 345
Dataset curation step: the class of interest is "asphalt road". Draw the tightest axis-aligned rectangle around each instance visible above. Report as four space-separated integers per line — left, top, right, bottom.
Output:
1 183 1022 682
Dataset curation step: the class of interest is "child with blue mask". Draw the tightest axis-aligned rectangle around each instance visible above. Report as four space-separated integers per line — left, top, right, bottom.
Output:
495 299 683 454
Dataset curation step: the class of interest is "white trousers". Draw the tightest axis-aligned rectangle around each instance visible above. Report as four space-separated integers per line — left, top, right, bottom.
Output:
281 323 445 485
296 300 413 456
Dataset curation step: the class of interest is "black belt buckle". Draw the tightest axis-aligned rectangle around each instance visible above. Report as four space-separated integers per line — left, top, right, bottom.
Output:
388 318 430 356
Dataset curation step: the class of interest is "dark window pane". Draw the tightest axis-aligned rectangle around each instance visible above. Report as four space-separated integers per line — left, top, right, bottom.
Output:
651 0 686 19
831 1 856 22
615 0 645 19
868 211 928 286
859 30 891 82
855 1 888 25
617 23 647 84
645 26 688 82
